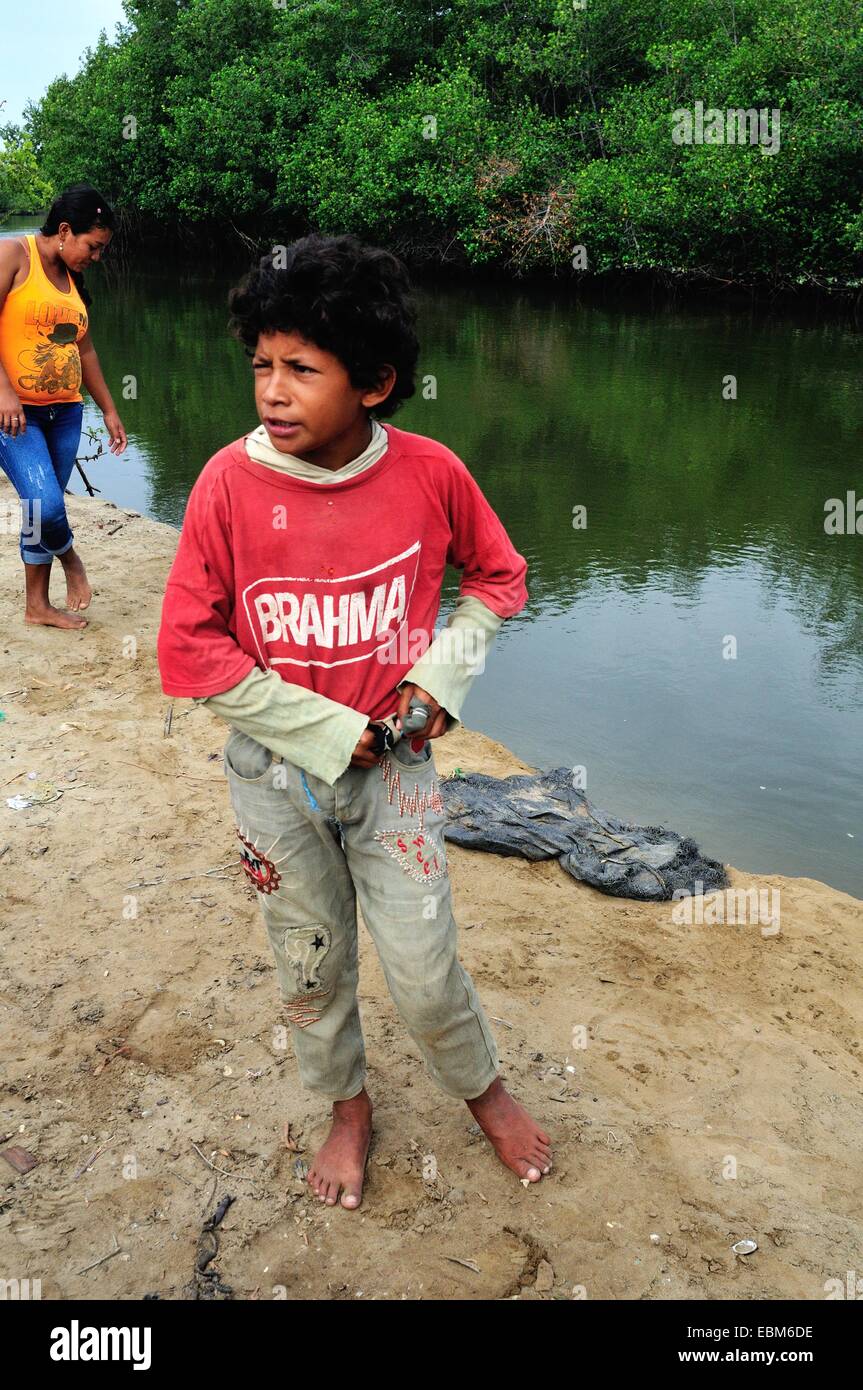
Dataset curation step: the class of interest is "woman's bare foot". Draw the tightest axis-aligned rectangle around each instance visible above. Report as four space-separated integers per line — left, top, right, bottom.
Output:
307 1088 372 1210
59 548 92 611
466 1077 552 1182
25 603 87 630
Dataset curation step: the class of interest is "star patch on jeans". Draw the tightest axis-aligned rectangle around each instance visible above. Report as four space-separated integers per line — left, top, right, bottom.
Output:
280 926 332 1028
374 826 446 883
282 923 332 994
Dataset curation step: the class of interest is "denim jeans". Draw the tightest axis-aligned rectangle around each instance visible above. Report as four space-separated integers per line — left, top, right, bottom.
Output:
224 728 500 1103
0 401 83 564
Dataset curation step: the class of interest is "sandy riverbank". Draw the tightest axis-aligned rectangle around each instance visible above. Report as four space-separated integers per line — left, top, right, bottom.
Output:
1 477 861 1301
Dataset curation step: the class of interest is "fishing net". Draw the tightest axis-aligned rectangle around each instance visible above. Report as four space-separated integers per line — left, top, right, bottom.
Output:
441 766 728 901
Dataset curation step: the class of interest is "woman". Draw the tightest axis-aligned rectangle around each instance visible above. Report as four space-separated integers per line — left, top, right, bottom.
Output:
0 183 127 630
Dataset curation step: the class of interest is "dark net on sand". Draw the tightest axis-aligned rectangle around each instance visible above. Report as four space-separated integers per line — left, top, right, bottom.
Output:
441 767 728 902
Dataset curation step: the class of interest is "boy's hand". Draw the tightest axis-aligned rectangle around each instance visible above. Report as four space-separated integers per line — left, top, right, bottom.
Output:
395 683 449 739
350 727 384 769
350 684 451 768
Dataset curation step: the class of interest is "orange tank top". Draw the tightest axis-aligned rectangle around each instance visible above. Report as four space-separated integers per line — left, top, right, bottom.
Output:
0 234 88 406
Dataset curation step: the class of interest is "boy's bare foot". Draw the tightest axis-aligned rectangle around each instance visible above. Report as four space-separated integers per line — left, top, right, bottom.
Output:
60 549 92 611
24 603 87 630
307 1087 372 1210
466 1076 552 1182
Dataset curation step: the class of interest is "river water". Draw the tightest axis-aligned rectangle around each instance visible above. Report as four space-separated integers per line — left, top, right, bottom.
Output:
2 219 861 897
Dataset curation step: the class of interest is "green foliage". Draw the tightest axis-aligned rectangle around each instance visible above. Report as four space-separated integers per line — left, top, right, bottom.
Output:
22 0 863 282
0 124 54 217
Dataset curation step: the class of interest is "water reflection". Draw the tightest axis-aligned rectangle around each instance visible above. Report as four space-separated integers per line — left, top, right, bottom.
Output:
2 218 860 894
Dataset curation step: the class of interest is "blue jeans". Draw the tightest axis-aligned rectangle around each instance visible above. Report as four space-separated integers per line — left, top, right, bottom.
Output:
0 401 83 564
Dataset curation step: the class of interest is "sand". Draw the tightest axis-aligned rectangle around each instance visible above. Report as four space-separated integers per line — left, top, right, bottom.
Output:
1 476 861 1302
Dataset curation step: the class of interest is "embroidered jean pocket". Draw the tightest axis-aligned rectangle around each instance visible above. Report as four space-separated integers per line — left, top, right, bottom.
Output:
223 729 275 783
391 736 433 769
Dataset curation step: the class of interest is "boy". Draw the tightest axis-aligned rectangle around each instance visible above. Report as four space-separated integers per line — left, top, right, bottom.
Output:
157 235 551 1210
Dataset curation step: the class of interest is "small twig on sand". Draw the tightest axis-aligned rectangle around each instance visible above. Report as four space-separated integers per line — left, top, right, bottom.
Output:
281 1122 303 1154
117 760 221 784
76 1234 120 1274
164 703 174 738
93 1044 131 1077
73 1137 114 1181
1 770 29 789
166 1167 194 1189
190 1142 232 1178
127 863 238 889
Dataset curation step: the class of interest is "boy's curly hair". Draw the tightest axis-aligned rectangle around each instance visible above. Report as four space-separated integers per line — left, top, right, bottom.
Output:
228 234 419 417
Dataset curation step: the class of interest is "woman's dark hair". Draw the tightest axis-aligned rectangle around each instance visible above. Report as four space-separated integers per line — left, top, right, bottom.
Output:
228 234 419 417
41 183 115 308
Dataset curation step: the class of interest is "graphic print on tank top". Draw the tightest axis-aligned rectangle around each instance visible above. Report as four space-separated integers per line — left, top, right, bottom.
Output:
15 303 86 397
0 237 88 402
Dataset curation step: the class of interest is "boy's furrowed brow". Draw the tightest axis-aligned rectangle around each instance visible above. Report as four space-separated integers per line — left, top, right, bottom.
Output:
279 356 321 369
250 348 322 369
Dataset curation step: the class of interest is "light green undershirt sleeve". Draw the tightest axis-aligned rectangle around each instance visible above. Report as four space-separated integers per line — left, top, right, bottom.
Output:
198 596 503 778
397 594 504 731
198 666 369 787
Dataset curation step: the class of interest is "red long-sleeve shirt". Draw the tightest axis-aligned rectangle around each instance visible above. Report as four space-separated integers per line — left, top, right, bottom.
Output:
157 424 528 722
